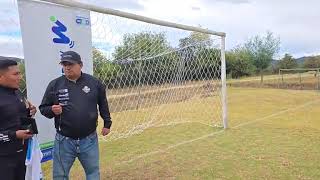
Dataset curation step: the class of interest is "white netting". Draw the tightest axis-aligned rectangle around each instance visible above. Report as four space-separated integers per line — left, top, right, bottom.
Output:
279 68 320 90
1 0 225 141
89 11 224 141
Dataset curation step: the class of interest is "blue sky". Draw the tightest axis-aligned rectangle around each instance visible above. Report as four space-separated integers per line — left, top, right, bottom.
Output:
1 0 319 58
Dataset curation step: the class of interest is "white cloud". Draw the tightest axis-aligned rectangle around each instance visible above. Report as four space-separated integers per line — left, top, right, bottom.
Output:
0 35 23 58
117 0 320 58
200 0 320 57
0 0 319 59
0 0 20 33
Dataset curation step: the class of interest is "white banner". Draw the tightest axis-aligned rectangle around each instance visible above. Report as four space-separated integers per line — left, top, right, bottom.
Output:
18 0 92 162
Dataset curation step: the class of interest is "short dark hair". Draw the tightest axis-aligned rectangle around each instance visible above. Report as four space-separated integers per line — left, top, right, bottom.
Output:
0 59 18 71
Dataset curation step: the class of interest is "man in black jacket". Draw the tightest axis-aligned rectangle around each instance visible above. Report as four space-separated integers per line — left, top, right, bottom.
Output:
39 51 112 180
0 59 37 180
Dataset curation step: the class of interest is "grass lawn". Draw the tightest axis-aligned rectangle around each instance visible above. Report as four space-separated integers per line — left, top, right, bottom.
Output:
42 87 320 179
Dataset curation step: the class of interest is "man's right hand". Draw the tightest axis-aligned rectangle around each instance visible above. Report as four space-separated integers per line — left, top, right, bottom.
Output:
16 130 32 139
52 104 62 115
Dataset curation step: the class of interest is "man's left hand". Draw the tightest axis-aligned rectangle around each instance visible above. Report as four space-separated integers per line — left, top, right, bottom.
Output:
101 128 110 136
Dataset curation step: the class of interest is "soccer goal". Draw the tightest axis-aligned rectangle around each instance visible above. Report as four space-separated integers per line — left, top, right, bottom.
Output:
39 0 227 140
279 68 320 90
11 0 227 141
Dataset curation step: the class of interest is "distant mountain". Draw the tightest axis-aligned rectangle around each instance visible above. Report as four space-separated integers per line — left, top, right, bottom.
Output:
295 56 307 65
272 56 311 67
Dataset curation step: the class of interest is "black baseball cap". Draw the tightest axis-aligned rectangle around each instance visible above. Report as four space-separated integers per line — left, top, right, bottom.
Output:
0 58 18 70
60 51 82 64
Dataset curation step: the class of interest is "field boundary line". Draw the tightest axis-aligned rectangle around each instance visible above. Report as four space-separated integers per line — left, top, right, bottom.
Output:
115 99 320 166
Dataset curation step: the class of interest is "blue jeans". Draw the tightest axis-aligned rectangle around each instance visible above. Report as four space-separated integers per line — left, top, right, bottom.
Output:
53 132 100 180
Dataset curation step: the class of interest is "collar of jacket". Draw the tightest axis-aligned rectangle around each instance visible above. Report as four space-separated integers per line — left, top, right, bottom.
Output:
64 72 84 83
0 84 17 93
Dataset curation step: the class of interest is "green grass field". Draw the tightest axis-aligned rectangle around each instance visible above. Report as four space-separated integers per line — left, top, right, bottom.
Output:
42 86 320 179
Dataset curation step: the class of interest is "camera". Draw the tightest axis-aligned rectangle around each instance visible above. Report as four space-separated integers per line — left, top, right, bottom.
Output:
21 117 38 134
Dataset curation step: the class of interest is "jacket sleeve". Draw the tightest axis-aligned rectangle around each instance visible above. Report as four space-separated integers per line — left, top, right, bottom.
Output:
0 94 18 143
39 81 56 119
97 81 112 129
0 130 16 143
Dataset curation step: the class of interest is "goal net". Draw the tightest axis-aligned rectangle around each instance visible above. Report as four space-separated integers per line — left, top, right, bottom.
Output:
279 68 320 90
89 9 227 141
2 0 227 141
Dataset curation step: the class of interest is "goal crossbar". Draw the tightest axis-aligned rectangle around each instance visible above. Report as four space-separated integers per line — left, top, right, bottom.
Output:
36 0 226 37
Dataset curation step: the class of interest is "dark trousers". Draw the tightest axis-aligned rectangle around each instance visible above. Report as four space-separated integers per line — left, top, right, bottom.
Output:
0 151 27 180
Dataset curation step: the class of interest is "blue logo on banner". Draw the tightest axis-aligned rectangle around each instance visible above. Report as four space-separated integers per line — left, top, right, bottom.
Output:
75 16 90 26
51 16 74 48
41 147 53 163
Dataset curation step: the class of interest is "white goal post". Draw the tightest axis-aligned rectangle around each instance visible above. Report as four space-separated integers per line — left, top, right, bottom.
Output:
279 68 320 90
31 0 228 140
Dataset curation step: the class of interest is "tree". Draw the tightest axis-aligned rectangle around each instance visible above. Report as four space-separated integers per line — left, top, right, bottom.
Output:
178 31 217 81
276 53 298 70
179 31 212 48
18 62 27 95
226 46 256 78
93 48 120 87
112 32 177 87
190 48 221 80
244 31 280 84
113 32 171 61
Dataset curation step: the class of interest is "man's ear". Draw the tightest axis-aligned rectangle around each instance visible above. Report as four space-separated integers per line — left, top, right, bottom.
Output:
0 69 9 82
0 70 4 78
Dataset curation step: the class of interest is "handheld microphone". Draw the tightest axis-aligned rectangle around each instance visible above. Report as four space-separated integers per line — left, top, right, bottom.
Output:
51 91 66 177
50 91 59 105
50 91 63 131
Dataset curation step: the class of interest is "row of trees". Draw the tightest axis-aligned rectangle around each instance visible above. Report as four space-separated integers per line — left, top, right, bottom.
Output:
93 30 319 88
94 31 221 88
227 32 320 79
226 31 280 83
17 30 319 91
270 54 320 73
